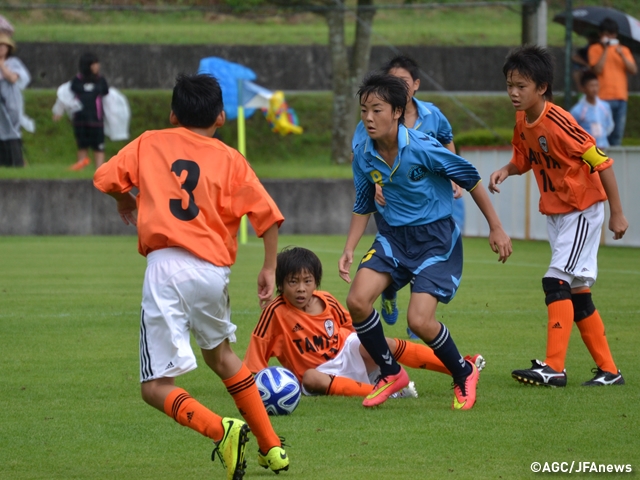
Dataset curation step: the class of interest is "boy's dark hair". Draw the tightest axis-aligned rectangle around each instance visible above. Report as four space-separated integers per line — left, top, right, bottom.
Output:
580 70 598 86
599 18 619 35
357 72 408 125
381 55 420 81
503 45 554 101
79 52 99 79
171 74 224 129
276 247 323 294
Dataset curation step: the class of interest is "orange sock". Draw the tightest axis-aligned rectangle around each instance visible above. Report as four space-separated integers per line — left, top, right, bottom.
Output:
576 310 617 373
393 338 449 374
163 388 223 441
544 299 574 372
223 363 280 454
326 375 373 397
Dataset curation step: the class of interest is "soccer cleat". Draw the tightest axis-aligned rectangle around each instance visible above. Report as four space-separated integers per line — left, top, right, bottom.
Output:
362 367 410 407
389 380 418 399
406 327 420 340
380 291 398 325
68 157 90 171
211 417 250 480
512 359 567 387
452 361 479 410
464 354 486 372
258 444 290 474
581 367 625 386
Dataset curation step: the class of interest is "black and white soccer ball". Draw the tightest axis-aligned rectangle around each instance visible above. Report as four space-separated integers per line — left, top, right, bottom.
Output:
254 366 301 415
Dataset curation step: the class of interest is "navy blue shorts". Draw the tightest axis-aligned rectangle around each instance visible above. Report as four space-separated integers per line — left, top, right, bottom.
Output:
357 216 463 304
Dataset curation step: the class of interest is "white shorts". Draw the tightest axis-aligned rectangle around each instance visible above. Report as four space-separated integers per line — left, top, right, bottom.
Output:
545 202 604 289
139 248 236 383
302 333 379 395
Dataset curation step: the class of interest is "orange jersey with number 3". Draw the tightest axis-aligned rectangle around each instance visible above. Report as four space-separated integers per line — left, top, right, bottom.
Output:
510 102 609 215
244 291 354 382
93 127 284 266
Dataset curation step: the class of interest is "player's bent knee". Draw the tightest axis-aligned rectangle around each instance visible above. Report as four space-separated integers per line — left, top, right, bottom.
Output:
542 277 572 306
571 291 596 322
346 292 373 319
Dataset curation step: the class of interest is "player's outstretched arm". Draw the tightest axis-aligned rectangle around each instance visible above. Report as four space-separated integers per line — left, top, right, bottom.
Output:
257 223 279 309
108 192 137 226
598 167 629 240
488 163 519 194
469 184 512 263
339 214 370 283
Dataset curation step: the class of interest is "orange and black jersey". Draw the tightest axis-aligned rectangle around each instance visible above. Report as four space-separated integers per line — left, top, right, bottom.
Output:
94 127 284 266
244 291 354 382
510 102 609 215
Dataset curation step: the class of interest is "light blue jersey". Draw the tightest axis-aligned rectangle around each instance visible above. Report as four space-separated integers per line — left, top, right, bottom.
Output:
352 97 453 152
352 125 481 227
569 96 614 148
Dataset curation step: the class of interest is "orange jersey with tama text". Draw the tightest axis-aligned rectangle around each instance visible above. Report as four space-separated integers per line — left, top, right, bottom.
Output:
94 127 284 266
244 291 354 381
510 102 609 215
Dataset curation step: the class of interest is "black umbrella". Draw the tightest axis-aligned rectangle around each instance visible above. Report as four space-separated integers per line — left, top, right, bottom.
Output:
553 6 640 53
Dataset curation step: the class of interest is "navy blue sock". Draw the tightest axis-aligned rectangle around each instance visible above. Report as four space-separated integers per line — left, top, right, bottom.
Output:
427 322 471 381
353 310 400 377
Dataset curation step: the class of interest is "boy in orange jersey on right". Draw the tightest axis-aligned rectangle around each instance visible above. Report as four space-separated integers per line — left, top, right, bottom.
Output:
245 247 485 398
93 74 289 479
489 45 629 388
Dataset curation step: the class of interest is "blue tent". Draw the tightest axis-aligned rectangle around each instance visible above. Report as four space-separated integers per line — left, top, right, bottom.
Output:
198 57 261 120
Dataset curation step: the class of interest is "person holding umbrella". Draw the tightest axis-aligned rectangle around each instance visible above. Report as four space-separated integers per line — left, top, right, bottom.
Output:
588 17 637 146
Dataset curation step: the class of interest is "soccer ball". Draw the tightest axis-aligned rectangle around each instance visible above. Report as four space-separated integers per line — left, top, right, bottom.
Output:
254 366 301 416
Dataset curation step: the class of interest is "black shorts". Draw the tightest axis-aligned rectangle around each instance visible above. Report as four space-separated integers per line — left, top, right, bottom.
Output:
74 125 105 151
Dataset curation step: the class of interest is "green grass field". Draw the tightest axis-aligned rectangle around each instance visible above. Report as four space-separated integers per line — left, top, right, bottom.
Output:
1 235 638 479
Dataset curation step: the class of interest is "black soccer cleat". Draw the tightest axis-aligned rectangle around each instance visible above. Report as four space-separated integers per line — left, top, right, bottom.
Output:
512 359 567 387
582 367 625 386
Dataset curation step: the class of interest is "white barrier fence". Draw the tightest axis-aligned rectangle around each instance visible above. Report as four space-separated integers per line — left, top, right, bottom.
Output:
460 147 640 248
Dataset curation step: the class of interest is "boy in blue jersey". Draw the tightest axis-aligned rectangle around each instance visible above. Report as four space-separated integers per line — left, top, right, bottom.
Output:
339 73 512 410
569 71 614 148
352 55 463 336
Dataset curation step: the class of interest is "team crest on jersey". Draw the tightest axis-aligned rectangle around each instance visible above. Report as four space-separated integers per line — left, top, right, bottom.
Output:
324 320 334 337
538 136 548 153
408 165 427 181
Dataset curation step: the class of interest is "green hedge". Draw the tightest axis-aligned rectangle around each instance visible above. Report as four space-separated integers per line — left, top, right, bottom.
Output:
11 89 640 179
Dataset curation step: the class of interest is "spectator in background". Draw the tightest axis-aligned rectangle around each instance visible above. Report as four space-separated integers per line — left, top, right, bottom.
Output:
588 17 637 146
58 52 109 171
570 71 614 149
0 32 32 167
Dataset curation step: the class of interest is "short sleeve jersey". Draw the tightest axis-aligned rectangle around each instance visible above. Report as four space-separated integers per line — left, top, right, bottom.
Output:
510 102 608 215
352 124 481 227
588 43 636 101
93 127 284 266
244 291 354 382
352 97 453 151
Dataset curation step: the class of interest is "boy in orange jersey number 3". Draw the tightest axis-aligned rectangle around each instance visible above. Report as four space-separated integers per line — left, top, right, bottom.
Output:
94 74 289 480
489 46 628 387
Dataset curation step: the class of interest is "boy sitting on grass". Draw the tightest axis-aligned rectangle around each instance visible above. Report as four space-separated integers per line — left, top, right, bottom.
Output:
245 247 485 398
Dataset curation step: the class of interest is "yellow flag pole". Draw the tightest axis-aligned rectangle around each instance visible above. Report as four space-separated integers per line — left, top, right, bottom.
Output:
237 79 248 245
